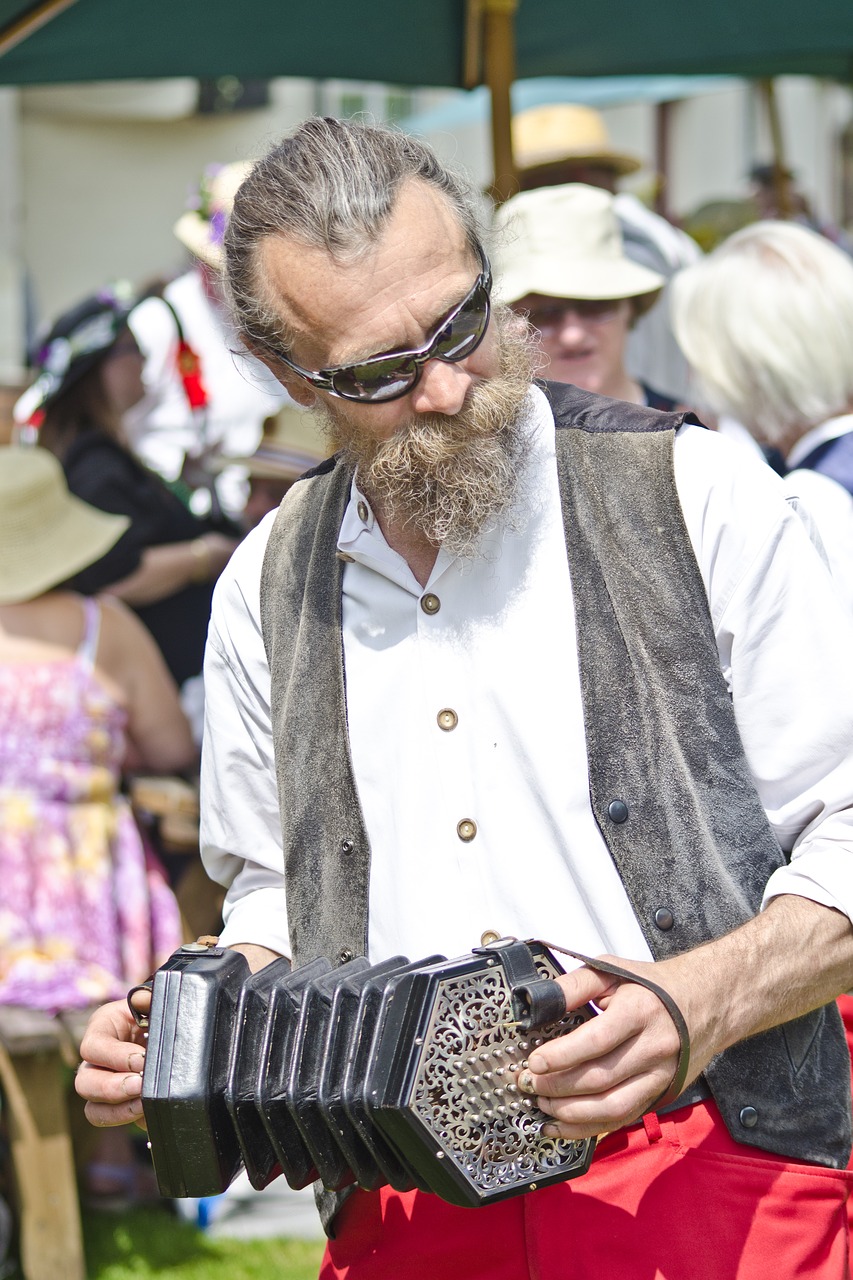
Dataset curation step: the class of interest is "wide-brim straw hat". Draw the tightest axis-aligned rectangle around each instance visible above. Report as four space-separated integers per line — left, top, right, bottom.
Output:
0 447 129 604
173 160 253 271
493 183 665 306
513 104 643 179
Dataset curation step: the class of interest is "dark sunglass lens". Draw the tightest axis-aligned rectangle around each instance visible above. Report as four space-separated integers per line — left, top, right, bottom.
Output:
332 357 418 402
435 290 489 361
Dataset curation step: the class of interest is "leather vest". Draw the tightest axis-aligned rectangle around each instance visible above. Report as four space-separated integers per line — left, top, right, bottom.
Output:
260 381 851 1228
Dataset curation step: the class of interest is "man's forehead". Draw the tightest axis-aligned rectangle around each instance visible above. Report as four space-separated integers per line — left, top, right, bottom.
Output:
256 181 476 362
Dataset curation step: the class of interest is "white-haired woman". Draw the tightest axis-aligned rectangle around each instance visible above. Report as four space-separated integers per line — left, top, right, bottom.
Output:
671 220 853 601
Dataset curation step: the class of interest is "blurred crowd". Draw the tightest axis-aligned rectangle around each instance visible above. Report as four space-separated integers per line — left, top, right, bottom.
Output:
2 100 853 1223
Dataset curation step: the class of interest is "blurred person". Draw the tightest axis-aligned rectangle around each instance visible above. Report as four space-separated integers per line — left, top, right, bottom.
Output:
15 289 240 687
493 183 671 406
0 446 197 1207
511 104 702 402
671 220 853 603
223 435 324 530
221 400 325 529
125 162 288 518
0 446 195 1008
749 163 853 255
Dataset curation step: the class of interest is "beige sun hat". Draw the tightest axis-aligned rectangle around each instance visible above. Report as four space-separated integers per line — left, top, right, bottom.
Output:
513 104 642 178
173 160 253 271
493 183 665 306
0 447 129 604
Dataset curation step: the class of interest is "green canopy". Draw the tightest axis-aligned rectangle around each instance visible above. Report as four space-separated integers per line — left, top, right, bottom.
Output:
1 0 853 87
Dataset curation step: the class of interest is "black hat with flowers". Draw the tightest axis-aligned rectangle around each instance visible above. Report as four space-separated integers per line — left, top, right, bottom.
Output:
14 284 135 427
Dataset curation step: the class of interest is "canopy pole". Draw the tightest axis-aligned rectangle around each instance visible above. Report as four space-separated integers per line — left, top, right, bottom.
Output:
462 0 518 204
0 0 77 58
759 78 792 219
481 0 518 205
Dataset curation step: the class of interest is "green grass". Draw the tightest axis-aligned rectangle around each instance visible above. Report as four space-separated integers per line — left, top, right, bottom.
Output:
81 1207 325 1280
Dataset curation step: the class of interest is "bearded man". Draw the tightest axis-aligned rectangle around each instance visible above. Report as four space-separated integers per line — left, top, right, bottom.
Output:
77 119 853 1279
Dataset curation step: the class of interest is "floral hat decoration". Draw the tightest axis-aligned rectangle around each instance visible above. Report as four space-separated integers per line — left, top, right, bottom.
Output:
173 160 253 271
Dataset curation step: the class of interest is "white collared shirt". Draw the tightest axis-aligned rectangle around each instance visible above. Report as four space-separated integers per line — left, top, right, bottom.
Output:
202 386 853 963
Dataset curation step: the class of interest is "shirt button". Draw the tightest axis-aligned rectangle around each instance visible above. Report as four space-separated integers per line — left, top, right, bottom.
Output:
739 1106 759 1129
654 908 675 931
420 593 441 615
607 799 629 824
357 500 369 523
437 708 458 731
457 819 477 842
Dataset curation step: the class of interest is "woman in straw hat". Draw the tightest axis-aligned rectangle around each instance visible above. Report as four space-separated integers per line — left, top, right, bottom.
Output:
492 183 673 409
0 446 195 1019
16 289 240 687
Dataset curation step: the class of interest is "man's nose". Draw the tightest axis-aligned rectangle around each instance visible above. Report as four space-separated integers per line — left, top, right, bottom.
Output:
409 358 474 417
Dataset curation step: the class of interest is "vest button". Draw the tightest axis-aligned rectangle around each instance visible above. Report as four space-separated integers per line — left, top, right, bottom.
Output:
338 948 355 964
340 839 355 855
437 708 458 731
457 819 477 842
420 593 441 615
607 799 629 824
654 908 675 931
739 1106 759 1129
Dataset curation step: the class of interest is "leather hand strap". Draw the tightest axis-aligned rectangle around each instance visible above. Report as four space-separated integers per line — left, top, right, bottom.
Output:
541 942 692 1111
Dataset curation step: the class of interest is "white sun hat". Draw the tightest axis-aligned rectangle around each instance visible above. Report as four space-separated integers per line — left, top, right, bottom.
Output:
493 183 665 306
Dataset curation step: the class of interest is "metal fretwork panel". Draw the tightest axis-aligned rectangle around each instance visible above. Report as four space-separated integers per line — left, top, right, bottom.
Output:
409 955 594 1199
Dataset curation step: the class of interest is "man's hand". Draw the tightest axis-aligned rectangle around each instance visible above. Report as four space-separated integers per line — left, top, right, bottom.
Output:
75 942 283 1130
517 895 853 1140
75 996 150 1129
518 960 685 1139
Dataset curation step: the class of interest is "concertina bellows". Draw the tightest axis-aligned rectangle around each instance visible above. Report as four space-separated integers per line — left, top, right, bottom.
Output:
131 937 601 1208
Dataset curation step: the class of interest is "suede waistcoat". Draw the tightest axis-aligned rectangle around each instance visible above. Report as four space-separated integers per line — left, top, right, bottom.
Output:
259 381 851 1218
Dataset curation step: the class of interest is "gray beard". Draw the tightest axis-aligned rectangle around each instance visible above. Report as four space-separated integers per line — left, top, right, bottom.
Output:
317 309 537 558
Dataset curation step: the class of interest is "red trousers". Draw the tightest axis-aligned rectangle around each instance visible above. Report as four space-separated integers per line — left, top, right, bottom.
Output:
320 1100 851 1280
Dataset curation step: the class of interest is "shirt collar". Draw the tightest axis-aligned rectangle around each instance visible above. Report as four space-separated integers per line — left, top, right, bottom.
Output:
787 413 853 469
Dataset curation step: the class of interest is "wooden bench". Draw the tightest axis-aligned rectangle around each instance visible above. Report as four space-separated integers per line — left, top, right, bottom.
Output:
0 1004 89 1280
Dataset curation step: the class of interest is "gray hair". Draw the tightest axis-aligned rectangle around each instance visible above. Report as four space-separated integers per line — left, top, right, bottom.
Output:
671 220 853 446
224 116 483 357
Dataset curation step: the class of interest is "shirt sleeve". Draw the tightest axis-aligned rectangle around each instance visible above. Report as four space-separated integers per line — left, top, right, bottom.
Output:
199 515 290 957
674 424 853 923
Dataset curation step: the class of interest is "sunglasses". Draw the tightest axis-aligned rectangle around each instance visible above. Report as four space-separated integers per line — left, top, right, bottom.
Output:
525 298 627 331
271 247 492 403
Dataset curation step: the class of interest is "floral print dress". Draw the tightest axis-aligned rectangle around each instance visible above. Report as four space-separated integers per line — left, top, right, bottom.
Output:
0 597 180 1011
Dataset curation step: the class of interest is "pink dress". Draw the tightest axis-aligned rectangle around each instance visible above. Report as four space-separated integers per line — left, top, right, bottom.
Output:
0 597 181 1011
